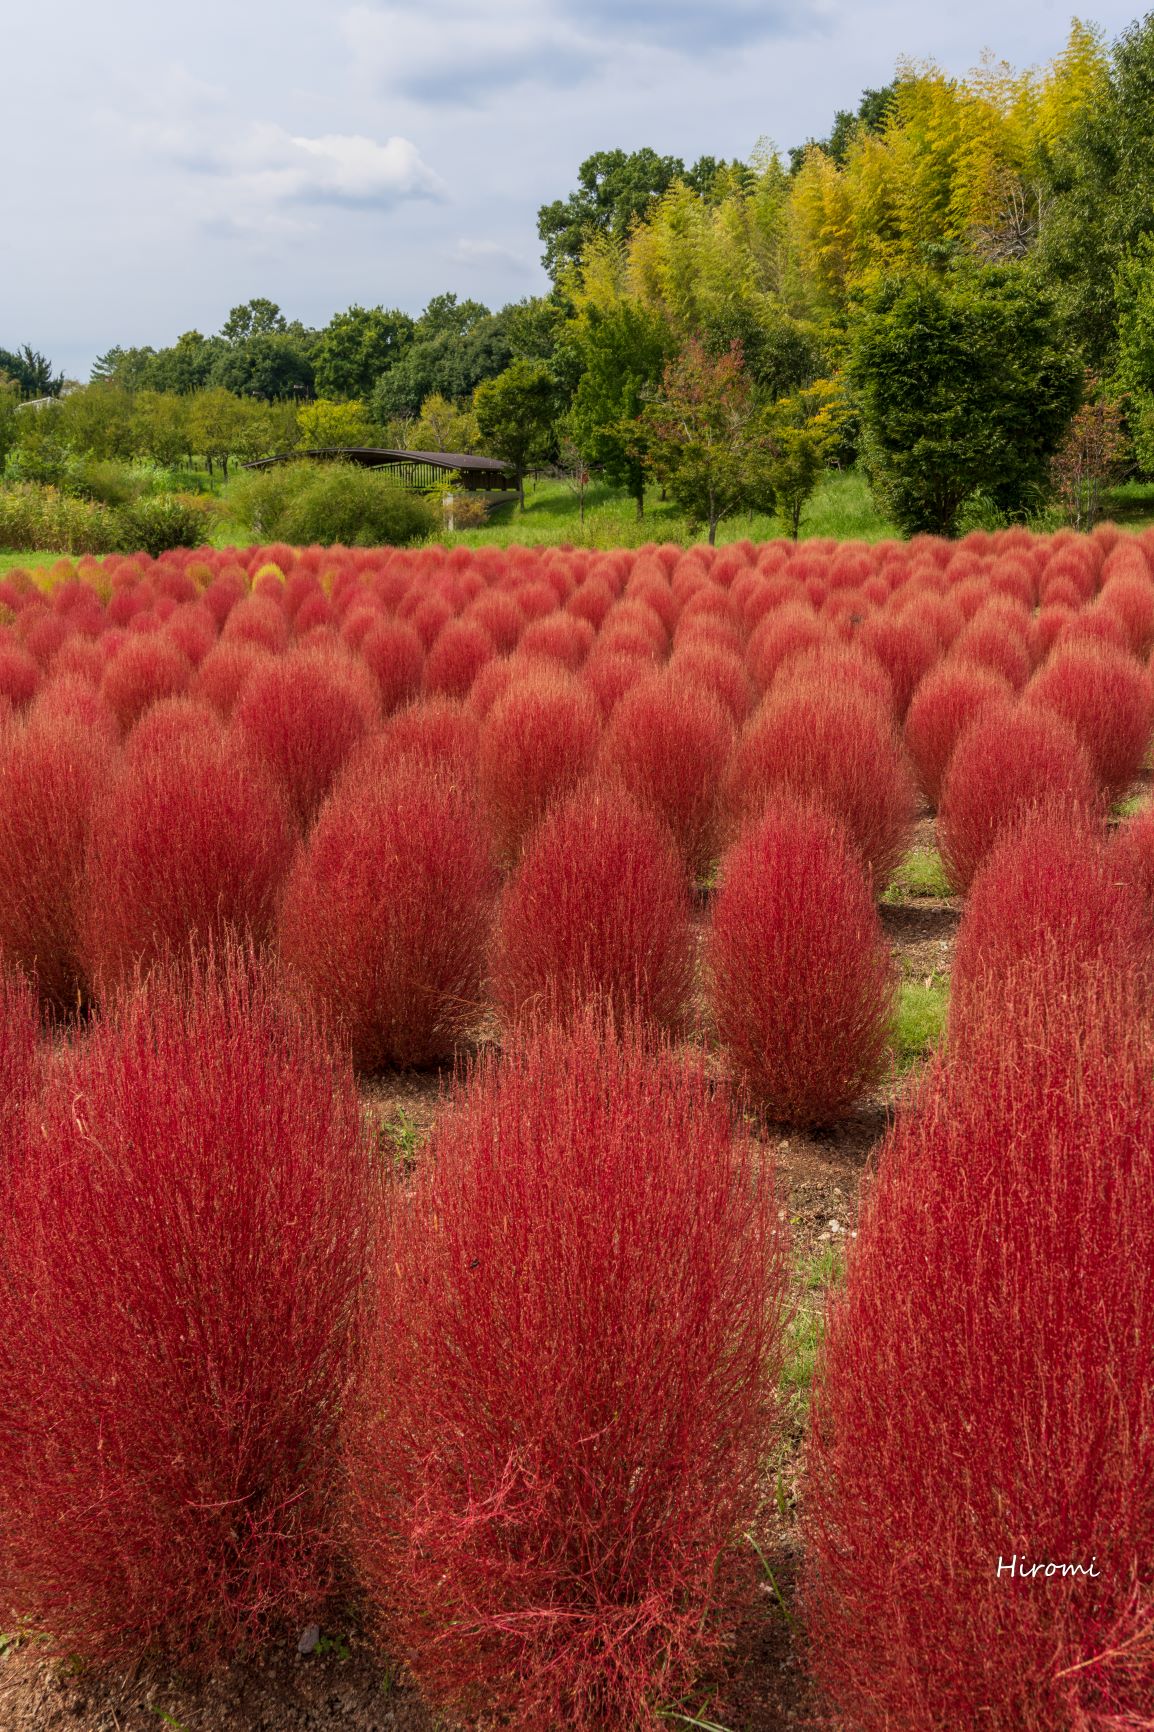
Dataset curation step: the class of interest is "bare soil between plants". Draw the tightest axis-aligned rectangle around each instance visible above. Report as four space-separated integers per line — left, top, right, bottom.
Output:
0 811 962 1732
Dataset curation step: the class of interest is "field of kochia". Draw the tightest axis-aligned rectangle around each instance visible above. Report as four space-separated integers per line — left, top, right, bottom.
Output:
0 525 1151 1730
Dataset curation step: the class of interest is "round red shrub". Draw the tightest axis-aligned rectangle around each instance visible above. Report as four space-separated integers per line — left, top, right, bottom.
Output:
727 687 916 890
81 728 295 998
29 674 118 742
491 782 695 1035
220 594 290 654
422 618 495 700
478 670 602 865
359 618 424 713
99 635 192 733
1024 639 1152 798
233 647 381 829
1098 573 1154 656
667 642 755 721
0 954 375 1667
856 612 939 719
518 612 595 670
803 964 1154 1730
346 1018 788 1732
598 673 735 882
949 807 1148 1048
937 702 1102 892
0 637 42 709
190 640 272 719
0 717 114 1010
746 603 827 693
904 661 1013 808
279 758 495 1069
708 798 895 1124
948 615 1032 690
375 696 480 780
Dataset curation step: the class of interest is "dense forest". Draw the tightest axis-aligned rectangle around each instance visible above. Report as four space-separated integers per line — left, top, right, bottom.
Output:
6 16 1154 537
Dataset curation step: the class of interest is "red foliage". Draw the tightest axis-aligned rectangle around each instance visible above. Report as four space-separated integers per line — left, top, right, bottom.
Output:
190 640 271 718
904 661 1013 808
937 703 1102 891
1024 639 1152 797
774 641 895 716
346 1017 788 1731
726 687 916 890
803 964 1154 1730
667 642 755 721
0 967 39 1143
0 717 113 1010
81 728 295 998
491 782 695 1035
746 604 828 692
217 593 288 652
478 670 602 864
948 615 1032 690
422 619 494 700
598 673 735 881
0 954 374 1667
376 696 480 780
949 808 1149 1047
29 674 118 742
99 635 192 733
519 613 596 670
707 798 895 1123
581 648 651 718
0 637 42 709
856 612 940 719
466 590 524 653
1111 802 1154 915
278 758 495 1069
358 618 424 713
1098 573 1154 657
233 648 381 829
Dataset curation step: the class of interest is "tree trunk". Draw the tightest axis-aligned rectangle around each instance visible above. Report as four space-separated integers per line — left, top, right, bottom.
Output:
517 466 525 512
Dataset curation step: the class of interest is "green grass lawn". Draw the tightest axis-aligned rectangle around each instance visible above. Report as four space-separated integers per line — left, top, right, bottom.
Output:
443 467 897 550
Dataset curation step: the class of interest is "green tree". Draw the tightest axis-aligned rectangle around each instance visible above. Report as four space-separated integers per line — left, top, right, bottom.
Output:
850 265 1082 534
537 148 732 283
643 339 777 545
296 398 376 449
91 346 159 390
371 299 514 421
473 360 558 509
0 378 21 470
55 385 137 460
412 392 480 454
187 388 250 478
567 301 672 516
149 331 226 395
315 304 414 399
0 345 63 399
131 391 190 468
1035 17 1142 363
219 299 288 343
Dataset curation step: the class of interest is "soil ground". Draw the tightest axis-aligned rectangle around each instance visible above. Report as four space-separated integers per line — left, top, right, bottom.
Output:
0 810 966 1732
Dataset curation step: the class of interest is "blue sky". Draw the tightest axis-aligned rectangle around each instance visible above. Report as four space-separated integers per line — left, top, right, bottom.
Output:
0 2 1141 380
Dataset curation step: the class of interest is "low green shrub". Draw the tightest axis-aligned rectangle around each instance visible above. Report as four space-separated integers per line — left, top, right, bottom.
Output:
116 493 216 556
0 483 119 555
229 461 434 547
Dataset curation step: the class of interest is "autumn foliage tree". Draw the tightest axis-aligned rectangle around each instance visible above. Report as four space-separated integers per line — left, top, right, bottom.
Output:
643 339 777 544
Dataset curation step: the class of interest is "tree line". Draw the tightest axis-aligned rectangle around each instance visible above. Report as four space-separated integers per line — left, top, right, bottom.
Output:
7 15 1154 539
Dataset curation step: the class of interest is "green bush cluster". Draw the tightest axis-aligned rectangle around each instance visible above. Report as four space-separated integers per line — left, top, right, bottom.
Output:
228 461 435 547
0 482 216 557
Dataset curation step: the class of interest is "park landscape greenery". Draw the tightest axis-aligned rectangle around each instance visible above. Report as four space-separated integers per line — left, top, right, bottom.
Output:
7 16 1154 551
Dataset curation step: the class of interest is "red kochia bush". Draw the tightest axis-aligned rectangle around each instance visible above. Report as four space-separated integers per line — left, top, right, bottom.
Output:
1112 801 1154 914
726 687 916 890
1024 639 1152 798
491 783 695 1035
233 648 381 829
478 670 602 864
598 673 735 882
708 799 895 1124
0 968 38 1145
803 966 1154 1730
278 758 496 1069
937 703 1104 892
81 727 295 999
904 661 1013 808
346 1018 788 1731
0 954 375 1667
99 635 192 733
949 808 1149 1048
0 717 113 1010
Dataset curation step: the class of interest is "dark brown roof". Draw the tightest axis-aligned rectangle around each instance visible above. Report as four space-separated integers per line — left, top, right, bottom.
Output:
243 446 509 473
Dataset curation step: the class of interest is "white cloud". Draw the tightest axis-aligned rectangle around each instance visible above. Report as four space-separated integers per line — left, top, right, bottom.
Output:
449 238 533 271
219 124 447 206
